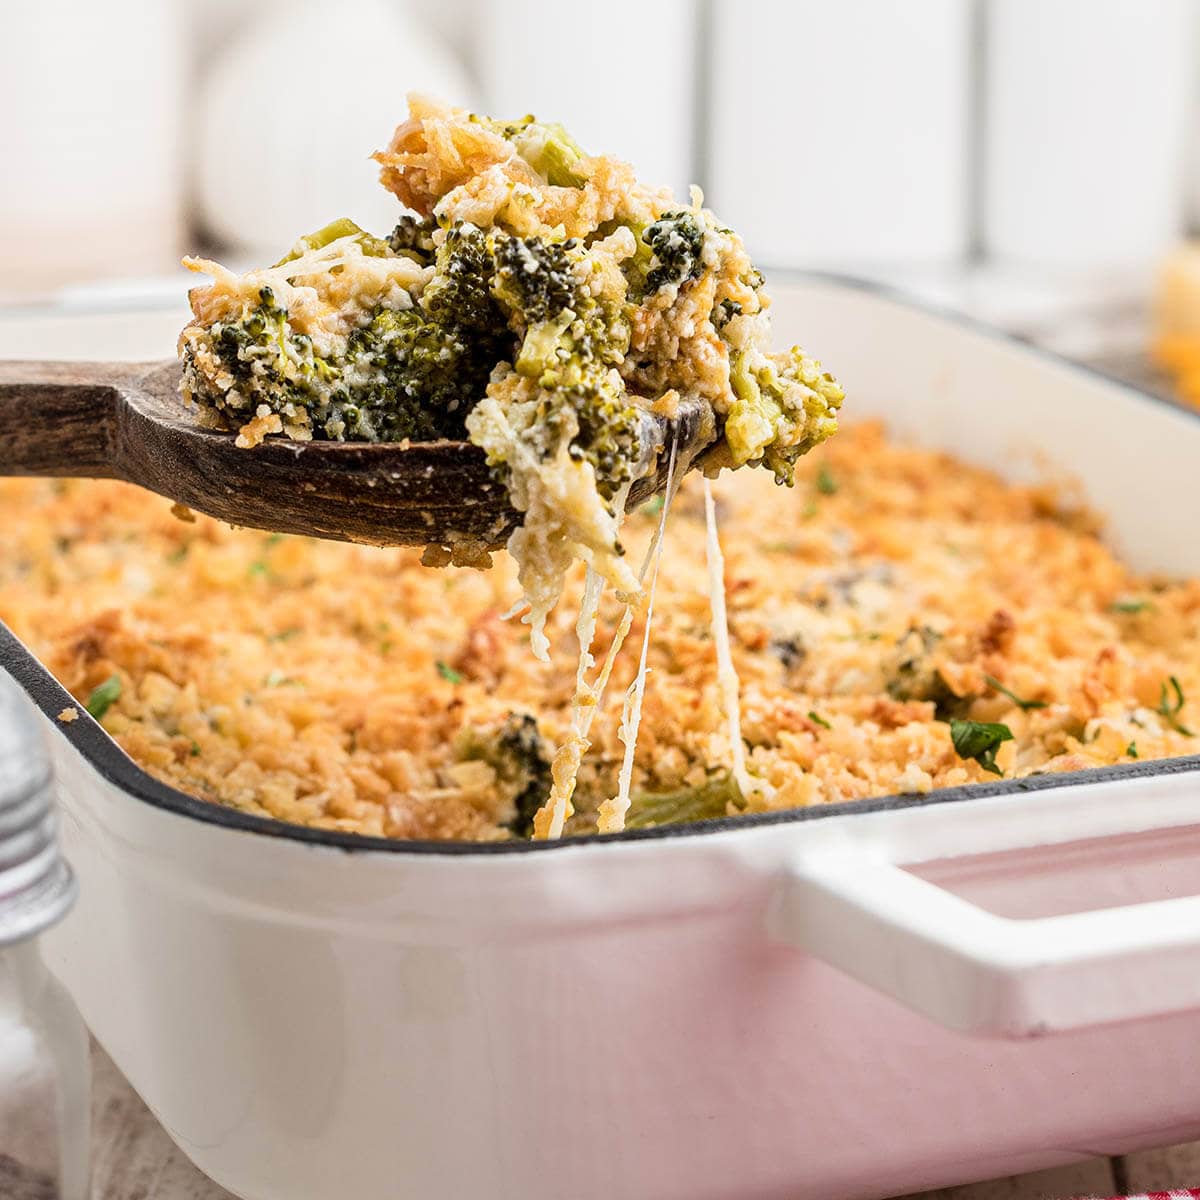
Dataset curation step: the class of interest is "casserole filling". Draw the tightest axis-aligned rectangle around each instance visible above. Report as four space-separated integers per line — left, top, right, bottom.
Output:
2 423 1197 842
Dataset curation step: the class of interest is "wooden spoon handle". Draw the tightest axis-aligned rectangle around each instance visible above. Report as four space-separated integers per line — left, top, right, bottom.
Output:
0 361 151 478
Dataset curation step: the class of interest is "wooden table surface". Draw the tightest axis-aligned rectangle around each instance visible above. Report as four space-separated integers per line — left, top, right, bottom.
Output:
84 1040 1198 1200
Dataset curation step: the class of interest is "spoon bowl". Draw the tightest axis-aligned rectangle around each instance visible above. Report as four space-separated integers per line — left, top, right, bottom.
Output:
0 360 708 548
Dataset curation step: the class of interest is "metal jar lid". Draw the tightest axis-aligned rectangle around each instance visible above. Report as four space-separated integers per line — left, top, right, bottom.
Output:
0 675 75 946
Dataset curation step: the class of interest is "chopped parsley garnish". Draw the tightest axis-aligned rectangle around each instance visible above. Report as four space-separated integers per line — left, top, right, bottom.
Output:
1126 742 1138 759
166 544 189 564
949 718 1013 776
815 465 838 495
190 741 202 757
641 495 665 517
436 660 463 684
1156 675 1194 735
1110 598 1152 614
984 674 1048 711
808 711 832 730
85 675 122 720
247 560 270 579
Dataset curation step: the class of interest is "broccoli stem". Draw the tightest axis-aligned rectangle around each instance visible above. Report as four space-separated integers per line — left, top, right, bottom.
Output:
274 217 393 265
511 122 588 188
624 773 741 830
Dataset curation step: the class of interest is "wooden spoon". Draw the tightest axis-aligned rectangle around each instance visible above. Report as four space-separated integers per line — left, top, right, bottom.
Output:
0 360 709 548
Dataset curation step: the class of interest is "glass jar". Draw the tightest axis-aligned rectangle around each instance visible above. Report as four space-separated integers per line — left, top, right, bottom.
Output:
0 677 90 1200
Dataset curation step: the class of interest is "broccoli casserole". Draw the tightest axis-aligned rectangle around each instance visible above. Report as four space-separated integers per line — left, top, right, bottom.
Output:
3 424 1198 842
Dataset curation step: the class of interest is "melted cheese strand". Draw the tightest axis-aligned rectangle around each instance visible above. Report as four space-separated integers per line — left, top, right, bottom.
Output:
535 565 606 840
534 486 630 840
703 476 774 804
534 462 685 840
599 439 680 833
582 458 689 736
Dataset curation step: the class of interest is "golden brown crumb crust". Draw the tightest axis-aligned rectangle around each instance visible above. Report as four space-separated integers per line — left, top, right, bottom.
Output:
3 423 1197 839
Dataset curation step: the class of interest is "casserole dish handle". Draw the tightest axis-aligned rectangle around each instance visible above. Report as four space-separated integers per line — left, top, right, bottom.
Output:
771 850 1200 1037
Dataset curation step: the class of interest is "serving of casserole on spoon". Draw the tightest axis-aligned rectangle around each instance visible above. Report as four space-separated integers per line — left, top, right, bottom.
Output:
0 97 840 636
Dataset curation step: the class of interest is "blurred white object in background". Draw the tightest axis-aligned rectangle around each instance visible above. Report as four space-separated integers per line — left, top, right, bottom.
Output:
708 0 970 270
984 0 1195 271
196 0 475 259
0 0 186 298
476 0 696 198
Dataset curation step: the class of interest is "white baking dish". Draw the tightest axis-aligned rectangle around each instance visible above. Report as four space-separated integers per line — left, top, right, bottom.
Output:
5 277 1200 1200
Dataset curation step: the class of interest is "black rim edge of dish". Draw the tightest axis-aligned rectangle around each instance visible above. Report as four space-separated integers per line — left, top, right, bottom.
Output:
4 271 1200 857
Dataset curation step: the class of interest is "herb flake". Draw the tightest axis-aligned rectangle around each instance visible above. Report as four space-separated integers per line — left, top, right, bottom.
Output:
436 660 463 685
949 718 1013 776
85 675 122 720
1110 598 1152 615
1126 742 1138 759
815 465 838 495
984 674 1048 712
1156 675 1194 736
808 711 832 730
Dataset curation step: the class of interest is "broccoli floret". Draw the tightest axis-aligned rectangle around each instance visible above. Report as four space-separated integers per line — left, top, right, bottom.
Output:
642 210 705 294
387 214 438 263
484 229 643 493
187 238 507 443
724 347 844 484
761 349 845 482
569 385 646 493
490 232 626 384
625 772 741 830
339 308 478 439
458 713 553 837
183 217 512 440
884 626 968 719
497 714 553 836
330 227 510 440
492 234 580 324
712 298 742 330
186 285 333 423
421 222 506 339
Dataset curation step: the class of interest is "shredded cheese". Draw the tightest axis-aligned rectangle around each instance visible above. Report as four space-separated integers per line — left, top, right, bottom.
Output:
703 477 773 805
